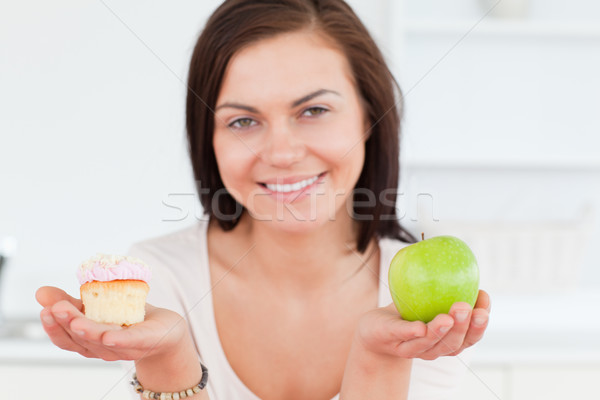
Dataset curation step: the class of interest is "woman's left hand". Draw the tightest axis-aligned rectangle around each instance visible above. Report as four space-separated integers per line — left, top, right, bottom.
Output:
355 290 491 360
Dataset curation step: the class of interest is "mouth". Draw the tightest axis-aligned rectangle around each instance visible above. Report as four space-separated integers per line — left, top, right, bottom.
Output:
258 172 326 194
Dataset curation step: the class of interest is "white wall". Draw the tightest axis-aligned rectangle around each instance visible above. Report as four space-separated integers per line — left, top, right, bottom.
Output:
391 0 600 292
0 1 222 315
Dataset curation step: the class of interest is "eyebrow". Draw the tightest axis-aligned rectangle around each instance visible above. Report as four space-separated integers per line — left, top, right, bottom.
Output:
215 88 341 113
291 88 340 108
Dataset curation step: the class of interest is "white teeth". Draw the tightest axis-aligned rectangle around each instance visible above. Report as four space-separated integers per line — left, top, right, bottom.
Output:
265 174 320 193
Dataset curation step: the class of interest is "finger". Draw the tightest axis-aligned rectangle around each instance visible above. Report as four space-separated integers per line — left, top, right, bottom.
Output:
50 301 127 361
101 323 164 360
50 299 85 328
101 307 187 360
67 317 124 361
69 315 123 342
447 308 490 356
387 319 427 342
40 308 93 356
36 286 83 311
100 323 170 361
382 304 427 341
50 299 87 346
103 310 183 350
419 302 473 359
474 290 491 312
392 313 454 357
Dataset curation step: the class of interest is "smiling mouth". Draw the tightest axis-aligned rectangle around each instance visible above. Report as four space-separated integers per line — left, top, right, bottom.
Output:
259 172 326 193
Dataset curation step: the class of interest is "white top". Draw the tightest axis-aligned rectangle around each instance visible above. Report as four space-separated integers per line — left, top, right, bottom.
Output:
126 220 468 399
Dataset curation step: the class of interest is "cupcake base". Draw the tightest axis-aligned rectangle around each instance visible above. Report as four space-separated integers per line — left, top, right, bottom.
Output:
80 280 149 326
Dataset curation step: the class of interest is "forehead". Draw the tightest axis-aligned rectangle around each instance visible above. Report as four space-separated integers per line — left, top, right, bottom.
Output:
217 30 357 104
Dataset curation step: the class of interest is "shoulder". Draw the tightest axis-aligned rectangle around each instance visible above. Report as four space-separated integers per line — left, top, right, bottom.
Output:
127 220 208 290
375 236 412 307
129 221 206 257
377 236 412 272
127 220 209 312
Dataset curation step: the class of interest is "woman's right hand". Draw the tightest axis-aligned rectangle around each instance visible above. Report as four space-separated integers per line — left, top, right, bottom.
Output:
35 286 188 362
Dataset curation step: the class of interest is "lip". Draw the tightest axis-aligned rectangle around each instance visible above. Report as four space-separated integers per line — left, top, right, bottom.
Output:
258 172 327 203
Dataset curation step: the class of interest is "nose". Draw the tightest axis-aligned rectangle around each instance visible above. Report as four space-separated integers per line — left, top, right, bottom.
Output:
258 121 306 167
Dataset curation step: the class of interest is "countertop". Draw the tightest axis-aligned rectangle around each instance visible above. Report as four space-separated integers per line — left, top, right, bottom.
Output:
1 290 599 366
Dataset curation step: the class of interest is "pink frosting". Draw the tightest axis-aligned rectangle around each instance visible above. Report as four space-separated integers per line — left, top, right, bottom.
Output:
77 258 152 285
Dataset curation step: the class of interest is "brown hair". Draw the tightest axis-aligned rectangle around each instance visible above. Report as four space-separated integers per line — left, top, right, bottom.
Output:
186 0 416 252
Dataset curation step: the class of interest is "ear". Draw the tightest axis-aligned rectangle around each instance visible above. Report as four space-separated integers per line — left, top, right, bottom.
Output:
358 96 373 141
361 116 374 142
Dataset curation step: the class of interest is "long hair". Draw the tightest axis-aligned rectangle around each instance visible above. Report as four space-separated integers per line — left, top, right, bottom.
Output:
186 0 416 252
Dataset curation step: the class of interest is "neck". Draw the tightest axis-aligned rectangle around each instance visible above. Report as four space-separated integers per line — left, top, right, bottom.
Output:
235 210 375 296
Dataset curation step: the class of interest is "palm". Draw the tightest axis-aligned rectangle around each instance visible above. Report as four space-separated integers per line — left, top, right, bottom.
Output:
356 290 491 360
36 286 187 362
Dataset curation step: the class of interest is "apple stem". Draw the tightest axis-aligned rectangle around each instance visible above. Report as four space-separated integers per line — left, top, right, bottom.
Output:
421 232 425 241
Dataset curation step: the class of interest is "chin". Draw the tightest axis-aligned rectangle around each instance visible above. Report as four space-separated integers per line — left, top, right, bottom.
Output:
245 192 351 233
256 212 331 234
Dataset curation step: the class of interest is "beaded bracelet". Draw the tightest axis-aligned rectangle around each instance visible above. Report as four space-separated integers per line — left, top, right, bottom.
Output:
131 363 208 400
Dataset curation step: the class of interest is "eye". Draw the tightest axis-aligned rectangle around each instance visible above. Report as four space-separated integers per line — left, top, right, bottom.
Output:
228 117 257 130
301 106 328 118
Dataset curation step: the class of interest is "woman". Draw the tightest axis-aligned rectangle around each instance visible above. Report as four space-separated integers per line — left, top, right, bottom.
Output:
36 1 491 399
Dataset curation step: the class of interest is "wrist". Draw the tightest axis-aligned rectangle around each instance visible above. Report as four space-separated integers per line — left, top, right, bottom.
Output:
340 336 412 400
134 332 202 393
349 335 412 374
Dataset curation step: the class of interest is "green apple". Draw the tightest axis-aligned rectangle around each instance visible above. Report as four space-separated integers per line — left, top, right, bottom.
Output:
388 235 479 323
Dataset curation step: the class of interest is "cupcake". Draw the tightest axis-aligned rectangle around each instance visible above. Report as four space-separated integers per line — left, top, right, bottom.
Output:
77 254 151 326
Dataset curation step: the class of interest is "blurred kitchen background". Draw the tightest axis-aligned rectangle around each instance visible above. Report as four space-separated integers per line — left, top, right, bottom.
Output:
1 0 599 399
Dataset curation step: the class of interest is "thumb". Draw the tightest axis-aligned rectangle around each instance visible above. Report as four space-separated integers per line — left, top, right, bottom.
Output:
389 318 427 342
384 302 398 313
36 286 83 310
376 303 427 341
383 303 427 340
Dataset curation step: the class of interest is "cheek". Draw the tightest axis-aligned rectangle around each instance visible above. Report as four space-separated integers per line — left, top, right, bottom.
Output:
312 117 366 174
212 134 256 189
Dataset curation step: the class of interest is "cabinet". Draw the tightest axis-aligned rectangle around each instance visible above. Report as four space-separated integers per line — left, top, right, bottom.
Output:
4 360 599 400
457 364 600 400
385 0 600 169
456 365 508 400
0 363 130 399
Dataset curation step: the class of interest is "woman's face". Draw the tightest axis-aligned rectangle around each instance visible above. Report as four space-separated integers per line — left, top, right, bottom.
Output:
213 30 368 233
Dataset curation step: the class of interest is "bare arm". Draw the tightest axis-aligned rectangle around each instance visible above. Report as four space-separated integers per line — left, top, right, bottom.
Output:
36 286 211 400
134 336 209 400
340 339 412 400
340 290 491 399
